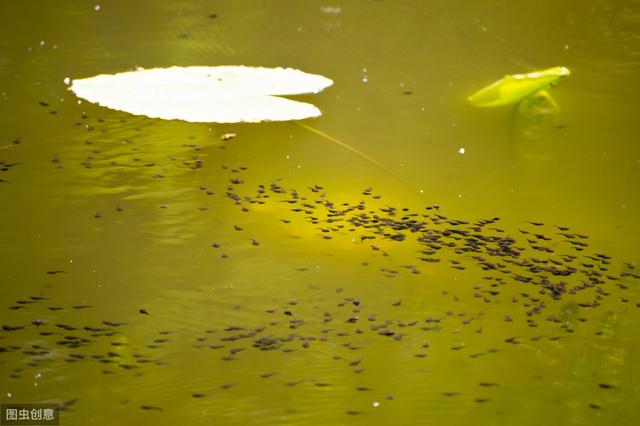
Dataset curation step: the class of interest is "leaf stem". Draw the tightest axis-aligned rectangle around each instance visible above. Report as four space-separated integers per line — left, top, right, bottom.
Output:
294 121 424 200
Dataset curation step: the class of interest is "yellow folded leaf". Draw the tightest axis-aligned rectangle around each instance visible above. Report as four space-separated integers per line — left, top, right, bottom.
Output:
468 66 570 107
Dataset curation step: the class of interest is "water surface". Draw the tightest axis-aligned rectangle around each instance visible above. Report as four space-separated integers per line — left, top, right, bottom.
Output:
1 1 639 425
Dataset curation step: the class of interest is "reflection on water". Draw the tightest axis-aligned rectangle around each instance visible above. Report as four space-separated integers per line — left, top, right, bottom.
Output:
1 1 640 425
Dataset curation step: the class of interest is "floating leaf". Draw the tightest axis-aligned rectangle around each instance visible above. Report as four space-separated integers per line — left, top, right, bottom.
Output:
69 66 333 123
70 65 409 191
468 66 570 107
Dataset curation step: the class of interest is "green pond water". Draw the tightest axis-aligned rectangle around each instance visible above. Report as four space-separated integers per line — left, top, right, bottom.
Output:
1 0 640 425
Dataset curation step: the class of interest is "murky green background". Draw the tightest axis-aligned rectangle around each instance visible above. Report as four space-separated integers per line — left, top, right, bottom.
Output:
1 0 639 425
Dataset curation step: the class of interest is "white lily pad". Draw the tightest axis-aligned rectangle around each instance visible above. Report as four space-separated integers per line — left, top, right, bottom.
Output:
69 66 333 123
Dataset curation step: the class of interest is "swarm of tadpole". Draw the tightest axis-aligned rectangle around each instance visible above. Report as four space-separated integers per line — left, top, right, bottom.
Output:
2 110 638 415
218 165 638 306
5 161 637 414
